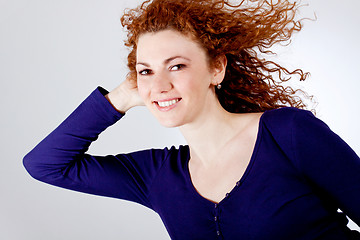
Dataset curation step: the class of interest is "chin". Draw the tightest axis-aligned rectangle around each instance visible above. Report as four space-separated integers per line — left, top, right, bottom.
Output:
156 118 183 128
147 105 185 128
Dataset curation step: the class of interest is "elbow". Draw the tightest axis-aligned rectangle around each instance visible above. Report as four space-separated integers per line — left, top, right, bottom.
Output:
23 150 67 185
23 151 45 181
23 151 37 179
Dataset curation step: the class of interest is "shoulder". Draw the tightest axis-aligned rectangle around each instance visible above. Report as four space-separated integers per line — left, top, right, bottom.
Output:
261 107 317 133
262 107 313 122
259 107 328 159
260 106 341 155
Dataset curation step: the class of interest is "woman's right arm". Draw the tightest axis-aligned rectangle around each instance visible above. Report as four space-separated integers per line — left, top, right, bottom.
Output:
22 80 165 208
104 77 144 114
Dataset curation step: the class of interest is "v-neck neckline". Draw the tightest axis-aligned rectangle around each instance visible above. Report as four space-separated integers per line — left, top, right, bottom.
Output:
183 111 267 206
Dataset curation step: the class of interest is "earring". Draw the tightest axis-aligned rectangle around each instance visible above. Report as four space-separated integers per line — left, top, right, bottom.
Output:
216 84 222 89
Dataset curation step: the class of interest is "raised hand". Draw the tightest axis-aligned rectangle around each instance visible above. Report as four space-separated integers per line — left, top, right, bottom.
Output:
105 75 144 113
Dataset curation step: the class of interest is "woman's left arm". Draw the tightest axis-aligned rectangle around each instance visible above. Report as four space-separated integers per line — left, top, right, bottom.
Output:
291 110 360 225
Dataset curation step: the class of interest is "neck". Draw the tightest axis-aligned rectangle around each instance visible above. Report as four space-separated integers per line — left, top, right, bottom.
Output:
179 98 246 168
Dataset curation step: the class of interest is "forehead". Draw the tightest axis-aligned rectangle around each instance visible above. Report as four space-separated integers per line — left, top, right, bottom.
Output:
136 29 207 63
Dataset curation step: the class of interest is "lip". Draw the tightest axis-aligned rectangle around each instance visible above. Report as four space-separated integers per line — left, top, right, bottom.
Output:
153 98 182 112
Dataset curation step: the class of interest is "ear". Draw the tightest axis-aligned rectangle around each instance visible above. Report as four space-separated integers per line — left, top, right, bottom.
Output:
211 55 227 86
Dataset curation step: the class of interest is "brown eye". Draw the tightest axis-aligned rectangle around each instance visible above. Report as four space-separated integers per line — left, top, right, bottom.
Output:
139 69 152 75
170 64 185 71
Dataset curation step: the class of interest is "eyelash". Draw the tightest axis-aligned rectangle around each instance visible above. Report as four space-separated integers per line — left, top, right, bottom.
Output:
138 64 186 76
138 69 152 75
170 64 186 71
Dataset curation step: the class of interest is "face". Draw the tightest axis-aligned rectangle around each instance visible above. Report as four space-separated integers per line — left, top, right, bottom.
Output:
136 29 223 128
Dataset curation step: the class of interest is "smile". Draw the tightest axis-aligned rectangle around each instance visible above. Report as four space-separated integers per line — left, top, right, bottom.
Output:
156 99 180 107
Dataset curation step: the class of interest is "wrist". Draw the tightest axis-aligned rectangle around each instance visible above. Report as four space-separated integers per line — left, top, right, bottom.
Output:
105 88 133 114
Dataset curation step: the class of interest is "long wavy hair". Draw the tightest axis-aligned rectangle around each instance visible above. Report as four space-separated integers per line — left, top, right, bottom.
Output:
121 0 310 113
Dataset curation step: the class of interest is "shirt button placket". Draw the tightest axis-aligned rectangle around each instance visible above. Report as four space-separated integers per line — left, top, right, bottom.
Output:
214 203 222 238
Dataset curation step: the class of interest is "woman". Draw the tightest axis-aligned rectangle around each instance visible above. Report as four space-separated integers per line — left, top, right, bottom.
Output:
23 0 360 239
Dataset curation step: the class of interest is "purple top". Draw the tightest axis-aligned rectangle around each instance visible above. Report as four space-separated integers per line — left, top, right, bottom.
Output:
23 87 360 239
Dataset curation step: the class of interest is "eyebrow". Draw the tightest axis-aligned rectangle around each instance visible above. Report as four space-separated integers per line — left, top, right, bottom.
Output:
136 56 191 67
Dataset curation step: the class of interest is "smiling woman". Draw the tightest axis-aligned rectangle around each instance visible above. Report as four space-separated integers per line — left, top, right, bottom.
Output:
22 0 360 239
135 29 226 128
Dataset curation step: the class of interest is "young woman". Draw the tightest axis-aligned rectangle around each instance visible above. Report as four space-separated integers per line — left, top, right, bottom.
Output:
23 0 360 239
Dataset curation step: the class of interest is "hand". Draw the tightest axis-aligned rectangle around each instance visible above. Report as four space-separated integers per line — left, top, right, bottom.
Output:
105 75 144 113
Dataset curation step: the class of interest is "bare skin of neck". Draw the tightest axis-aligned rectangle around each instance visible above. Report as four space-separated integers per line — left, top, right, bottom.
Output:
179 94 259 167
179 94 263 203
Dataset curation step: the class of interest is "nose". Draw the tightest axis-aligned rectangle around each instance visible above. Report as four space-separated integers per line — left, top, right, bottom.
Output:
152 71 173 93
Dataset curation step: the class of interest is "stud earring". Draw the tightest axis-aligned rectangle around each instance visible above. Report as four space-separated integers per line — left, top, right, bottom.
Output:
216 84 222 89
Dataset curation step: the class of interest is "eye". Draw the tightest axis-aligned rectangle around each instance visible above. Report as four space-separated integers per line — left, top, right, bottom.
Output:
170 64 186 71
138 69 152 76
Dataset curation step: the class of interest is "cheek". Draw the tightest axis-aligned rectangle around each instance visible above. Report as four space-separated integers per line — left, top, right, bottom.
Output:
186 71 212 92
137 80 150 100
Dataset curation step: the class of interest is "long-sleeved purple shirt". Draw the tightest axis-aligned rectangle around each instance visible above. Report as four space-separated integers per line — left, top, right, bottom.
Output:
23 87 360 239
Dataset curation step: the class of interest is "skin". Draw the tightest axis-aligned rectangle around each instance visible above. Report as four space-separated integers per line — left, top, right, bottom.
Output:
135 29 224 128
106 29 263 203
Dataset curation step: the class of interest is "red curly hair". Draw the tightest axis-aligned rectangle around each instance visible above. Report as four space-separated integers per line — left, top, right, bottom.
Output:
121 0 310 113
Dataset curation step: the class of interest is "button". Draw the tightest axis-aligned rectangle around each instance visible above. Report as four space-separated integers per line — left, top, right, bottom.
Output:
217 231 220 236
214 216 217 221
236 181 240 186
214 204 218 208
225 193 229 197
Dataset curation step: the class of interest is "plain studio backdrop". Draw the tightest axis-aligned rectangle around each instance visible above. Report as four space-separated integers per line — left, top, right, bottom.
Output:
0 0 359 239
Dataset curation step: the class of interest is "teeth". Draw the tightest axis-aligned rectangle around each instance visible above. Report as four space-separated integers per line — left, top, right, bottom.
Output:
157 99 179 107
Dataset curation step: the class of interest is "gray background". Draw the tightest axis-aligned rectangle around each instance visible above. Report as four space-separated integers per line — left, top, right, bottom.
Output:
1 0 359 239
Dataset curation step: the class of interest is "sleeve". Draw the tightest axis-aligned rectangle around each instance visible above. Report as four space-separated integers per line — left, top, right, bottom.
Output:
23 87 167 209
291 110 360 225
